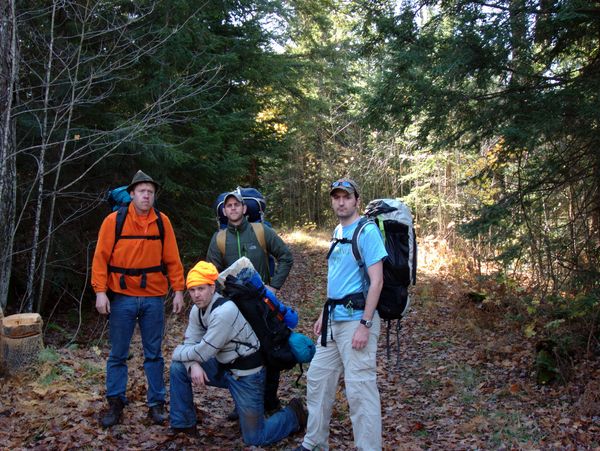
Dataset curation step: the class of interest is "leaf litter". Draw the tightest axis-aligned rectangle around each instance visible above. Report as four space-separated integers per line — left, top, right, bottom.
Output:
0 231 598 450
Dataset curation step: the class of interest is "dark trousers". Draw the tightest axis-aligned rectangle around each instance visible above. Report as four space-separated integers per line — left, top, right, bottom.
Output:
264 365 281 411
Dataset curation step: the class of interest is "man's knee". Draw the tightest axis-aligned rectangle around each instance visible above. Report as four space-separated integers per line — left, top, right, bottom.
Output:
170 361 188 380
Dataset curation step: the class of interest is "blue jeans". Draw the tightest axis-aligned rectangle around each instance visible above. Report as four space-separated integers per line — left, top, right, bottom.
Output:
106 294 165 406
170 360 299 446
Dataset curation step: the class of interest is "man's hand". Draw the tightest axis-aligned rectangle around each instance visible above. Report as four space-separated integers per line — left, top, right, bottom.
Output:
351 324 370 350
95 292 111 315
190 362 209 387
313 313 323 336
172 291 184 313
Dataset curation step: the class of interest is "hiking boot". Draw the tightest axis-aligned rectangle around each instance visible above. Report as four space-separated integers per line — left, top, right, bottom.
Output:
101 397 124 428
148 403 167 425
226 407 239 421
287 397 307 432
167 425 198 437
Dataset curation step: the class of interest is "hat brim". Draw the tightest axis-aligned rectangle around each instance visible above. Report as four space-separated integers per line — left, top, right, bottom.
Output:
329 186 356 196
224 193 244 203
128 180 160 193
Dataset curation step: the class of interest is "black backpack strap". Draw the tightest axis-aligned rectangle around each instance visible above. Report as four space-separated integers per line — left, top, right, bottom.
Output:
200 297 258 359
108 264 167 289
326 224 352 260
113 206 164 245
325 238 352 260
111 206 128 254
210 296 228 313
351 217 373 299
198 297 229 330
325 218 372 300
154 207 165 246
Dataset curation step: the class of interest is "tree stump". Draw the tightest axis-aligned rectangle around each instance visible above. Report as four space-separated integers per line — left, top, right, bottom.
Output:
0 313 44 375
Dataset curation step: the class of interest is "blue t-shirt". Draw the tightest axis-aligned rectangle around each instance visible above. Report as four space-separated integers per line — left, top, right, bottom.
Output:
327 217 388 321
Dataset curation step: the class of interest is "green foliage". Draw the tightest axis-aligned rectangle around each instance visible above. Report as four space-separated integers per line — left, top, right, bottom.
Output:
38 348 60 364
365 0 600 301
9 0 299 312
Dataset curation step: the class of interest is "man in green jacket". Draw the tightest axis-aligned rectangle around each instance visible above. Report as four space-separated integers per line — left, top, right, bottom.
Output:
206 190 294 419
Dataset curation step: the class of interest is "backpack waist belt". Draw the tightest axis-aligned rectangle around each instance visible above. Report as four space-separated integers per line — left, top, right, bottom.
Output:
320 292 365 347
107 263 168 290
221 351 264 371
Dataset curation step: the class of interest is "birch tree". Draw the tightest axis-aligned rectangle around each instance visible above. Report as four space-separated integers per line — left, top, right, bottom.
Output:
0 0 18 311
10 0 221 312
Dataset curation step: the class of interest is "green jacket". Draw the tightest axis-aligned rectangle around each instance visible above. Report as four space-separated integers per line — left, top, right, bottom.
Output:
206 217 293 290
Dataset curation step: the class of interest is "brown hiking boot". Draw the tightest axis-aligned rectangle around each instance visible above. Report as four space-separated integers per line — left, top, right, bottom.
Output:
148 402 167 425
101 397 124 428
287 397 307 432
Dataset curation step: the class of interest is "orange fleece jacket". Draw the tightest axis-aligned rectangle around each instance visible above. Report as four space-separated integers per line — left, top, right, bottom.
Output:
91 203 185 296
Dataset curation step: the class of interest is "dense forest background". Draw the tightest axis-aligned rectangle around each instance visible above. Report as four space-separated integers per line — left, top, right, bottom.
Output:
1 0 599 378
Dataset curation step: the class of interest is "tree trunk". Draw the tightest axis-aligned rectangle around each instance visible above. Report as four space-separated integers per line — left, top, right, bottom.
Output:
24 2 56 313
36 3 88 313
0 0 18 311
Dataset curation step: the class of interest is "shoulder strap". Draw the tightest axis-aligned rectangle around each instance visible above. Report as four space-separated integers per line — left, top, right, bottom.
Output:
326 218 371 261
351 217 373 299
250 222 271 284
114 206 165 246
198 297 229 329
250 222 267 254
115 206 128 242
326 225 351 260
217 229 226 257
350 217 372 264
110 206 128 255
153 208 165 246
210 296 229 313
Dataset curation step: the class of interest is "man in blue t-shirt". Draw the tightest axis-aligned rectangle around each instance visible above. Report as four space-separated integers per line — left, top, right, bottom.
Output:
296 178 387 451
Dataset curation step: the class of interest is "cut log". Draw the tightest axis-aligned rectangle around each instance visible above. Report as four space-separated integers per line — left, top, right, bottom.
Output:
1 313 44 375
2 313 43 338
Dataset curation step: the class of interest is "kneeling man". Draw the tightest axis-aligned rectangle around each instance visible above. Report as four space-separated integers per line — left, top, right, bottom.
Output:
169 260 306 446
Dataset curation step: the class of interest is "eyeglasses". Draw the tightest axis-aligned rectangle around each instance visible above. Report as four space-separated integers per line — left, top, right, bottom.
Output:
330 180 355 189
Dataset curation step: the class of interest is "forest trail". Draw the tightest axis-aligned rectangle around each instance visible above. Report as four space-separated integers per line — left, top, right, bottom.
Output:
0 231 598 450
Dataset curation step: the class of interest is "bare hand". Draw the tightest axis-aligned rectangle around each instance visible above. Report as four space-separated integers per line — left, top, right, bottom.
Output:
96 292 111 315
351 324 369 350
172 291 184 314
313 314 323 336
190 363 209 387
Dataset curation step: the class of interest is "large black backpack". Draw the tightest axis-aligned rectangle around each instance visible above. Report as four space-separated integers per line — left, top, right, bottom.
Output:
330 198 417 365
220 275 297 371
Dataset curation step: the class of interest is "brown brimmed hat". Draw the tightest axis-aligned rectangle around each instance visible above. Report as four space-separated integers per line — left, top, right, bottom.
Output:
329 178 359 198
128 170 160 193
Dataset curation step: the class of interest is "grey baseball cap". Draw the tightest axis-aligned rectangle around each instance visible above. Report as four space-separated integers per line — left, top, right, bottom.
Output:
224 190 244 204
329 178 359 198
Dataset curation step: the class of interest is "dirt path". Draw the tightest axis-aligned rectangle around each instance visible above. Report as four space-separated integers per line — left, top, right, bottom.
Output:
0 231 598 450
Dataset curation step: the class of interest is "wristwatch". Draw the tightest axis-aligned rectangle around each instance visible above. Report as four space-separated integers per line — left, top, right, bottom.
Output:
360 318 373 328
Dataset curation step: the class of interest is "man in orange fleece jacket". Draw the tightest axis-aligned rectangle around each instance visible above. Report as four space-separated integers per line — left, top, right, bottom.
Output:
92 170 185 428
